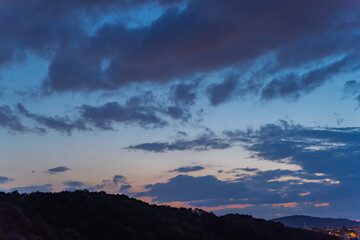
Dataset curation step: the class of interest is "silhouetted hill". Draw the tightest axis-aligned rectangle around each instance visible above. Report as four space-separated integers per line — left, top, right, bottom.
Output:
0 191 340 240
272 215 360 229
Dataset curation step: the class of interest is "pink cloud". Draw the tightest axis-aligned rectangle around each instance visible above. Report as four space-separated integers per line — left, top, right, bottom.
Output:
314 203 330 207
270 202 298 208
157 201 254 211
200 204 254 211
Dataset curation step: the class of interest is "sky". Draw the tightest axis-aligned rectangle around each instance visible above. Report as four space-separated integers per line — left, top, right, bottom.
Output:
1 0 360 220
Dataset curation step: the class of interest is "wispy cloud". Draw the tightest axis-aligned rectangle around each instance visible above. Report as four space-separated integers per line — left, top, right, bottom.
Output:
17 103 87 135
127 133 230 152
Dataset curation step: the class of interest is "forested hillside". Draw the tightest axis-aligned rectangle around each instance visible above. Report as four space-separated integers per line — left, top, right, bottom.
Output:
0 191 339 240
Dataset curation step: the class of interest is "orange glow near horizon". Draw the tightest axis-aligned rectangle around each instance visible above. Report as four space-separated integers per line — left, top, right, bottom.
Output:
138 197 330 212
314 203 330 207
200 204 254 211
150 200 255 211
136 196 155 204
270 202 298 208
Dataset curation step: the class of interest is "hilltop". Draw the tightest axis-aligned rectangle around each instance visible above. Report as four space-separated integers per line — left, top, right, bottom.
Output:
272 215 360 229
0 191 339 240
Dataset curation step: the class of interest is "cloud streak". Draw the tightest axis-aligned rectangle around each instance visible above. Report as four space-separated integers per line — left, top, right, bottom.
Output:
45 166 70 175
127 133 230 152
169 166 205 173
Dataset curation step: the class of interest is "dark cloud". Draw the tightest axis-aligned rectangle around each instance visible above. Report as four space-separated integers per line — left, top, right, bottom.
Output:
0 105 46 134
0 0 355 101
136 169 338 206
128 118 360 185
10 184 53 194
344 80 360 95
207 76 237 106
113 175 132 193
239 167 258 172
127 91 192 121
80 102 165 129
164 105 191 121
138 174 245 203
16 103 87 135
343 80 360 105
125 91 156 107
45 166 70 174
261 55 356 100
171 82 198 105
127 133 230 152
0 105 27 132
0 0 179 66
4 91 193 135
132 120 360 216
220 167 259 174
113 175 127 185
0 176 14 184
223 121 360 204
236 121 360 179
119 184 132 191
13 90 192 134
176 131 188 137
169 165 204 173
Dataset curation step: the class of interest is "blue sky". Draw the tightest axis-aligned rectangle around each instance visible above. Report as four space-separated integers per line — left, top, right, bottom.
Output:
1 0 360 220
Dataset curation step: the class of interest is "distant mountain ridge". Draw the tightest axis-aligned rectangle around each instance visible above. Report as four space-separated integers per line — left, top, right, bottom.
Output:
272 215 360 229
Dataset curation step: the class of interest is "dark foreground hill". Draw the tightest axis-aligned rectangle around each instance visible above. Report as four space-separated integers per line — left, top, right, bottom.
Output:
272 215 360 229
0 191 339 240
